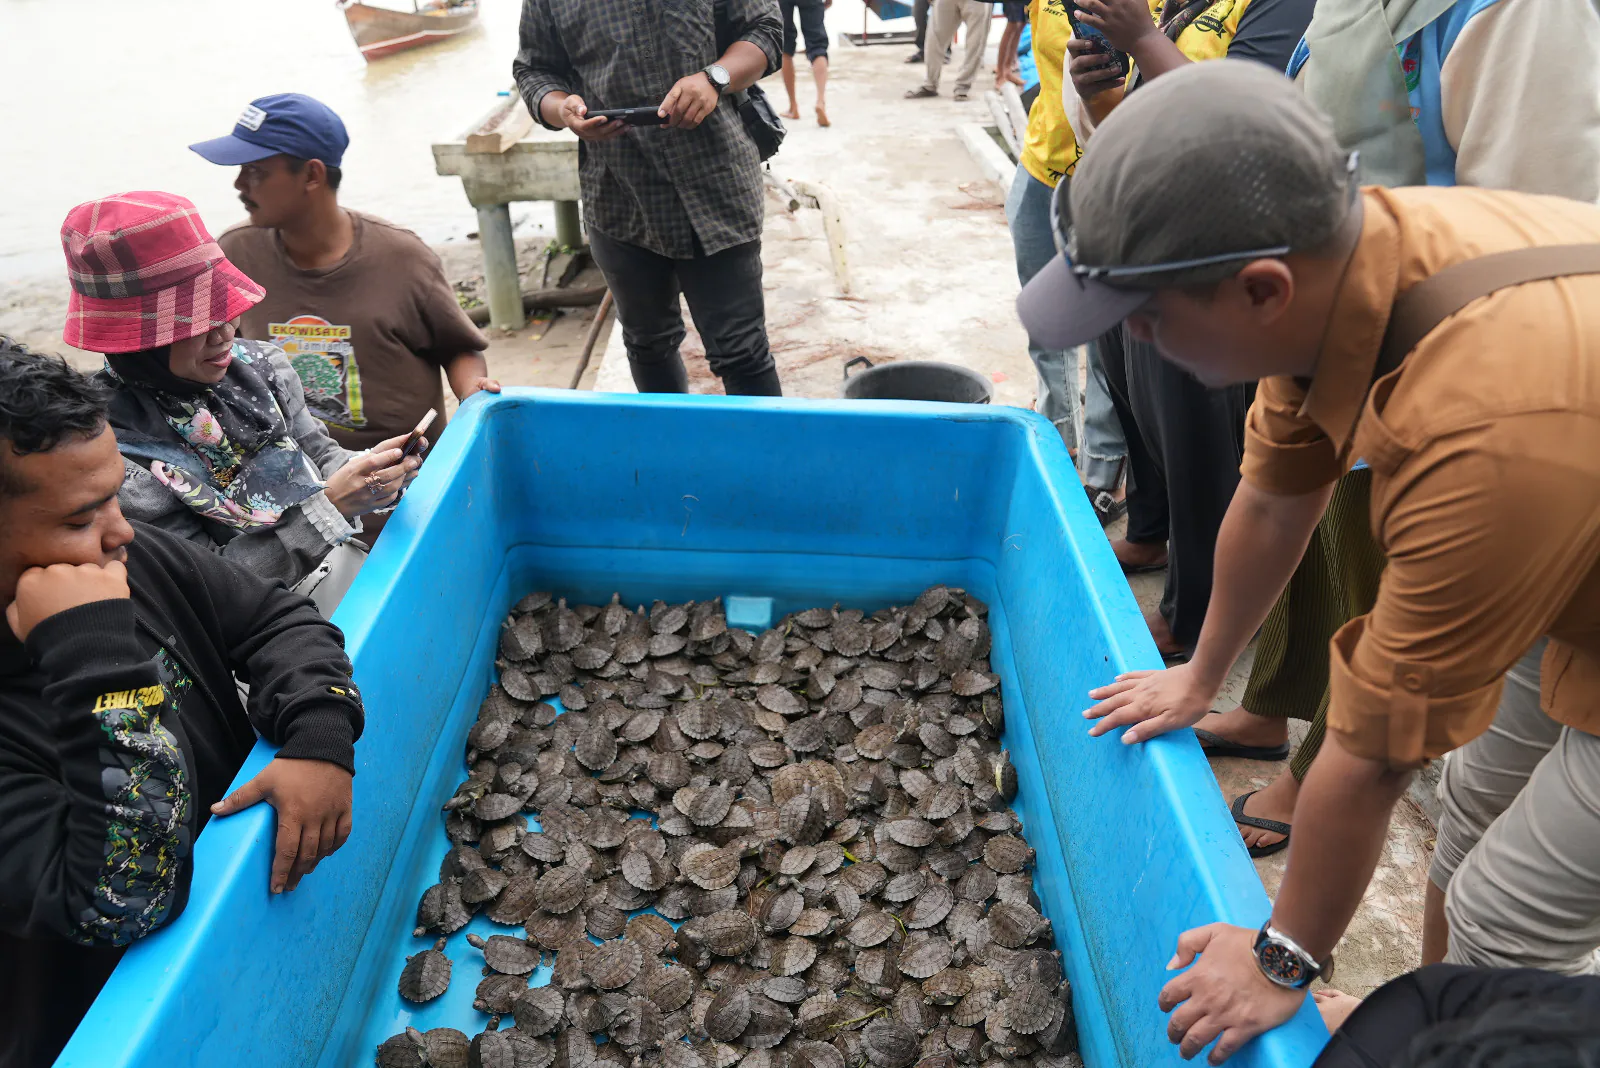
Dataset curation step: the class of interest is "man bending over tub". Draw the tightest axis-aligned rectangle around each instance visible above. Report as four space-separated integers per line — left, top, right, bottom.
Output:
0 339 365 1068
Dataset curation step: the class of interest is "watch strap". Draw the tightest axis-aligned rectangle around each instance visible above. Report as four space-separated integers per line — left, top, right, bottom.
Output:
1254 922 1327 990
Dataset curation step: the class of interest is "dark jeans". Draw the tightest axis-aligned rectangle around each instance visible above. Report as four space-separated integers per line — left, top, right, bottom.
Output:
1315 965 1600 1067
781 0 829 59
588 229 782 396
914 0 929 49
1100 324 1252 649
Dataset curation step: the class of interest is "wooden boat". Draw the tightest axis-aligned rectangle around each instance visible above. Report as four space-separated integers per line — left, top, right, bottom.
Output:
338 0 479 62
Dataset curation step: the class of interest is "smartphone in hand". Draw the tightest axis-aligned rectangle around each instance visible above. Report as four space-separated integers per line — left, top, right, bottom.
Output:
1065 1 1131 79
587 107 669 127
400 409 436 462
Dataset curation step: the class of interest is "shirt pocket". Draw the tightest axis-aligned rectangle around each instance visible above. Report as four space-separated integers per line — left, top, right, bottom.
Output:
663 0 718 67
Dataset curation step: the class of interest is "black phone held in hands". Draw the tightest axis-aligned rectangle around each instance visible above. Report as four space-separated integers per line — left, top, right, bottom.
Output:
1064 1 1131 79
587 107 669 127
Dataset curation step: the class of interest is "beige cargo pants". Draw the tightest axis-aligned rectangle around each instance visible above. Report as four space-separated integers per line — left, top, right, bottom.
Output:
921 0 992 95
1430 639 1600 973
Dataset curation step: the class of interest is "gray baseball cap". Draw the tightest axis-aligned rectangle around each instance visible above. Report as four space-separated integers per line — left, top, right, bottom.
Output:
1017 60 1357 350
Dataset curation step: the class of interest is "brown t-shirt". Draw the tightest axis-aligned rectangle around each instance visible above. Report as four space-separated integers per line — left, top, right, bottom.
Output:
220 211 487 451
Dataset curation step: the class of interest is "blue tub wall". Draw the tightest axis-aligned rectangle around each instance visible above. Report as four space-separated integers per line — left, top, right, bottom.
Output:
60 390 1326 1068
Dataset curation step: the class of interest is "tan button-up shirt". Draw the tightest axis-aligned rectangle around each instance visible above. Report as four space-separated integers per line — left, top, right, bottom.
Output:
1241 185 1600 768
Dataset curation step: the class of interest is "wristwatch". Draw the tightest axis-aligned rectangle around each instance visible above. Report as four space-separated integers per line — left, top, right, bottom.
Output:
703 64 731 94
1253 923 1333 990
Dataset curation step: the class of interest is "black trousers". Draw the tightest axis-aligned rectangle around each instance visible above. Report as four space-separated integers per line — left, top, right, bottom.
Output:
914 0 929 49
781 0 829 59
1100 324 1252 649
588 229 782 396
1315 965 1600 1067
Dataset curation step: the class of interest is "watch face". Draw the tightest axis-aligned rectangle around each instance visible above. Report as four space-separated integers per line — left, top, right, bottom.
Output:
1258 940 1309 986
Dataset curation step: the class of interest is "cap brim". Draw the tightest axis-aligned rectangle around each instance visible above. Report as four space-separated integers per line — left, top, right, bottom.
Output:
1017 253 1153 350
188 135 279 166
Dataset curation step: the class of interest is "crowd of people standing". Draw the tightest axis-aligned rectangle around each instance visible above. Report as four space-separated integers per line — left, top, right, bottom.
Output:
3 0 1600 1065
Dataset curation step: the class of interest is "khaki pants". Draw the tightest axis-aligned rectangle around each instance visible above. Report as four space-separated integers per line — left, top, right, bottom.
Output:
922 0 991 94
1430 638 1600 974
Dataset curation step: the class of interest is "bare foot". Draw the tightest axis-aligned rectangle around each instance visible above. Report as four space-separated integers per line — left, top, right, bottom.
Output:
1007 70 1025 86
1111 537 1167 572
1233 771 1300 851
1314 989 1363 1032
816 104 830 127
1144 609 1187 659
1195 705 1289 750
781 106 801 120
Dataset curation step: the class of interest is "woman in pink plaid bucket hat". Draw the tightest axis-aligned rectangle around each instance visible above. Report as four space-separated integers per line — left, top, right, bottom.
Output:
62 192 426 608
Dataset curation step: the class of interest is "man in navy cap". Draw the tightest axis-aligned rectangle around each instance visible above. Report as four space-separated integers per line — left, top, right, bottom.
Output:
190 94 495 527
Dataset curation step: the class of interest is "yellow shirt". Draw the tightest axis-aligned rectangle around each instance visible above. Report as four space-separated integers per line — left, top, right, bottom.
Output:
1130 0 1255 80
1020 0 1082 187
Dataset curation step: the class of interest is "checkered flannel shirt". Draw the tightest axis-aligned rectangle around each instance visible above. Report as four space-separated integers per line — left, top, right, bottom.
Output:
514 0 782 259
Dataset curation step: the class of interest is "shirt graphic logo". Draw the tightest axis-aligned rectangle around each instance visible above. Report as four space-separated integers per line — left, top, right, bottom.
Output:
268 314 368 430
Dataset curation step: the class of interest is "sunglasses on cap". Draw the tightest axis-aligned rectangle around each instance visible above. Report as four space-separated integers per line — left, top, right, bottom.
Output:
1047 150 1361 285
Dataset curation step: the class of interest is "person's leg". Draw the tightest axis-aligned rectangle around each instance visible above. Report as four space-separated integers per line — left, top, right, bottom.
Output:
952 0 992 97
799 0 830 124
917 0 961 94
587 229 690 393
1080 338 1126 494
1434 647 1600 974
1124 327 1251 652
1097 323 1168 565
912 0 929 59
675 240 782 397
779 0 801 117
995 19 1021 88
1005 171 1081 458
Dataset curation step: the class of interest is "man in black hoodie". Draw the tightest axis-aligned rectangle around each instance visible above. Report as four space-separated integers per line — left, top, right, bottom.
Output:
0 338 366 1067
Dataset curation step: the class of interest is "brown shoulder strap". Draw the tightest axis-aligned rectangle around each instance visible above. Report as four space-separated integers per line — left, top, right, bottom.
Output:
1377 244 1600 377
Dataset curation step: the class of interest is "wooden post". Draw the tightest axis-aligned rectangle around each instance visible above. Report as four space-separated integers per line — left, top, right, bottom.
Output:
554 200 583 250
476 202 526 331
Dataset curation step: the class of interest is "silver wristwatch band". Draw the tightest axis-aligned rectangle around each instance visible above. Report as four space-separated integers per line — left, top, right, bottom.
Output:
1255 923 1330 989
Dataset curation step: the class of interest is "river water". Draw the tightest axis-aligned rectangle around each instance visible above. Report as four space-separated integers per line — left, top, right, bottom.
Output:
0 0 532 282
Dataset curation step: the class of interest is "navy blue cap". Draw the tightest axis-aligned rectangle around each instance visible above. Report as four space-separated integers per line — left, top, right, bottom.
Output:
189 93 350 168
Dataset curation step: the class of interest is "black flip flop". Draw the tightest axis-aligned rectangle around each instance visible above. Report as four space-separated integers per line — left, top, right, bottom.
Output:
1193 728 1290 762
1230 791 1291 858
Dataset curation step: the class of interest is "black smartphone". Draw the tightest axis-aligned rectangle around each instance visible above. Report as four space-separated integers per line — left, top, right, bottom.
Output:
1064 1 1131 80
587 107 668 127
400 408 436 461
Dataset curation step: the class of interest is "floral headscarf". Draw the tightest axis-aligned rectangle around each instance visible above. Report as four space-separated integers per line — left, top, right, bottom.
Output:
99 340 326 535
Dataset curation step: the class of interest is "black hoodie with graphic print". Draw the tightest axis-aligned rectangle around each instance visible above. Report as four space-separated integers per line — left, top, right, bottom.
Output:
0 522 365 1068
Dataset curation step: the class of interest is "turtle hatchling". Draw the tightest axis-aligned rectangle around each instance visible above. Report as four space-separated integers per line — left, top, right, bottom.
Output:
468 932 542 976
398 938 452 1003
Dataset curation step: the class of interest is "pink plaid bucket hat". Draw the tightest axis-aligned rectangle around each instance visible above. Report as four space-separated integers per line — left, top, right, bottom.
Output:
60 191 265 354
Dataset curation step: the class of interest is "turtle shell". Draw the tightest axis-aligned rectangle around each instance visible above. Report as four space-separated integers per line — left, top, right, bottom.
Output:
674 785 734 828
469 932 542 976
854 947 898 989
778 845 818 877
586 939 645 990
829 884 863 922
982 835 1034 875
916 782 966 822
904 883 955 930
839 860 888 898
753 684 804 718
475 972 530 1014
461 866 509 905
626 913 679 955
502 1031 556 1068
522 832 566 864
690 909 759 956
376 1029 427 1068
992 752 1019 803
761 975 811 1005
861 1019 919 1068
612 994 664 1053
949 990 997 1028
487 873 541 925
757 887 804 932
586 902 628 942
783 717 828 753
740 995 794 1050
512 984 566 1036
778 794 827 847
679 700 724 741
680 846 741 890
897 936 954 979
831 620 870 658
997 980 1056 1036
621 848 674 891
422 1028 471 1068
950 670 997 697
398 938 452 1002
853 724 897 761
704 985 751 1042
769 935 819 977
955 864 998 903
526 907 588 950
645 964 698 1013
476 792 524 821
986 901 1048 949
845 910 897 948
534 865 589 914
922 967 972 1005
414 879 472 937
787 908 833 938
881 871 927 904
468 1028 514 1068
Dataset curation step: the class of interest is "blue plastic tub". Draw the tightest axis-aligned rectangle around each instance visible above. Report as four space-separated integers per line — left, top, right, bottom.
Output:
59 390 1327 1068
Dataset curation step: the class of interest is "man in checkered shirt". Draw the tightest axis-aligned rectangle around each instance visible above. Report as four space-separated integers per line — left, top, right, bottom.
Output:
515 0 786 396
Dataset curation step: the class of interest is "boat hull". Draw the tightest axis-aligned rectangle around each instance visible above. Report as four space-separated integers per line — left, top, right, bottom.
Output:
341 1 478 61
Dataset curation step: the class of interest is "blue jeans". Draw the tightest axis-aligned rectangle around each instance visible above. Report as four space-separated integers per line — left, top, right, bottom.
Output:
1005 170 1125 488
